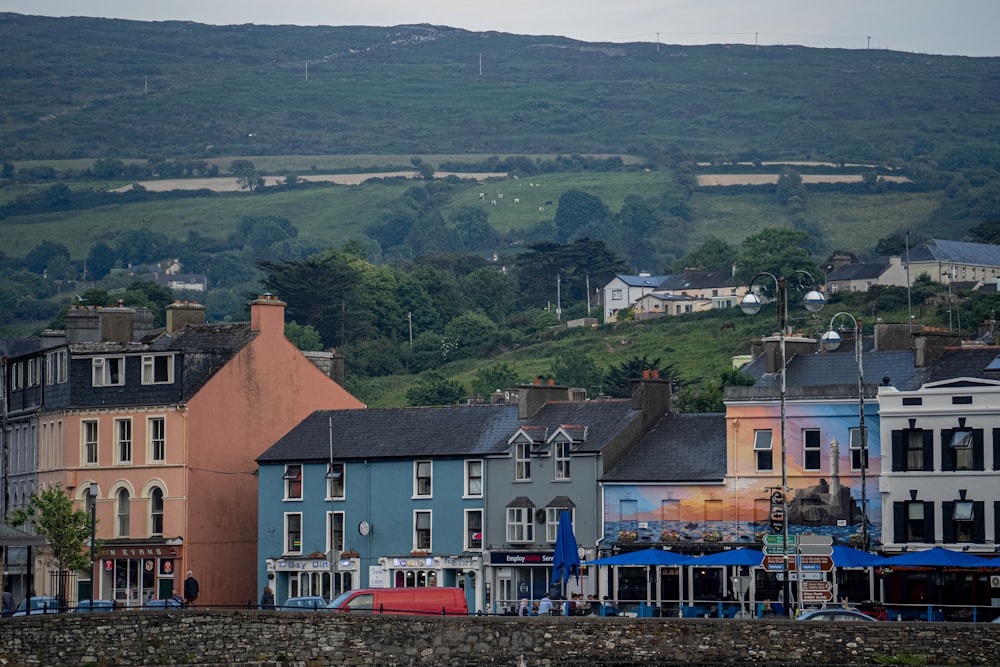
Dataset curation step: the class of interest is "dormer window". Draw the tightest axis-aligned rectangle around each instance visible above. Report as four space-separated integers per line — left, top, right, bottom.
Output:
142 354 175 384
92 356 125 386
553 440 571 480
515 442 531 481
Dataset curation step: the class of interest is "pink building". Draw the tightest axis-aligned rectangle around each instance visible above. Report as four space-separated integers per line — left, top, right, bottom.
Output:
31 295 363 607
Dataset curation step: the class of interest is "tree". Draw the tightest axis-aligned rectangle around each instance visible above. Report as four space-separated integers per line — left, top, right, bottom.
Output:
25 240 71 274
231 159 264 192
7 484 96 604
967 219 1000 245
85 242 118 281
775 168 807 209
285 321 324 351
553 190 612 243
460 267 518 323
470 362 519 399
673 367 756 413
670 237 737 273
734 228 824 294
550 352 605 394
602 355 666 398
442 312 499 360
406 370 466 406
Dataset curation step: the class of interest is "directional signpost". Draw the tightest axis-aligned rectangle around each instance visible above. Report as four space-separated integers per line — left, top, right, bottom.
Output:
796 536 834 605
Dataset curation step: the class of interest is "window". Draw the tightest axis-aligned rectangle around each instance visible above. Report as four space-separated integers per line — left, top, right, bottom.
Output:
285 513 302 554
803 429 821 471
92 356 125 386
328 511 345 552
414 461 432 497
115 419 132 464
849 427 869 470
26 357 39 387
894 500 934 544
944 500 984 544
148 417 165 463
546 507 573 542
951 430 973 470
754 430 773 471
83 420 99 465
892 429 932 472
53 350 67 384
141 354 174 384
414 510 431 551
506 507 534 543
116 488 130 537
465 510 483 550
464 460 483 497
150 487 164 536
612 289 623 300
941 429 984 472
284 464 303 500
661 499 680 522
553 440 571 479
515 442 531 480
327 462 345 500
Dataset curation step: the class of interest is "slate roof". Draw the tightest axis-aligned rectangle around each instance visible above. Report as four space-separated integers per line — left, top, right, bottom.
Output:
657 270 737 291
518 399 639 454
615 274 668 288
146 322 256 399
827 258 889 282
923 346 1000 383
601 413 727 483
258 405 523 463
909 239 1000 266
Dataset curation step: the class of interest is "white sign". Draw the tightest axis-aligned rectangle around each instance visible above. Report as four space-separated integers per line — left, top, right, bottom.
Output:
368 566 388 588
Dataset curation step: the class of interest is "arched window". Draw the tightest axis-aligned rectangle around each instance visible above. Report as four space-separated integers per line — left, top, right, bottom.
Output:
150 488 164 536
116 488 130 537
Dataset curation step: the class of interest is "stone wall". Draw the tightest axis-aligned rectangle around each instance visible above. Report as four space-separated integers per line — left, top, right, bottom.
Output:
1 611 998 666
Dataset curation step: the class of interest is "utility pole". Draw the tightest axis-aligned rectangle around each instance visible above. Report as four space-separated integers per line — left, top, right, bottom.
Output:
656 32 660 52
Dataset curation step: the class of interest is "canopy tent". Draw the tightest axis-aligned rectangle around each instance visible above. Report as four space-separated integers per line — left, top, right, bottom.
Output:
832 545 889 568
883 546 998 568
678 548 763 567
587 548 688 567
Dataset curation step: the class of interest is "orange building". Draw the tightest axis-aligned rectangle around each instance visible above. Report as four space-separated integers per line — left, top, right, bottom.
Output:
21 295 364 607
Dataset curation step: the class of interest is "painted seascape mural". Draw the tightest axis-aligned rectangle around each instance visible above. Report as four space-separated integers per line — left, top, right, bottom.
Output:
603 402 883 548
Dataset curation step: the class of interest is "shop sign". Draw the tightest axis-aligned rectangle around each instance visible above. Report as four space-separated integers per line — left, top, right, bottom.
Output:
392 557 434 568
103 547 174 558
489 551 554 565
275 558 333 571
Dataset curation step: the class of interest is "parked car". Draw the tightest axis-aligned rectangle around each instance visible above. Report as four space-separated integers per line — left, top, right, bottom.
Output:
72 599 117 612
12 596 62 616
797 608 878 622
327 587 468 616
279 596 328 611
142 598 183 610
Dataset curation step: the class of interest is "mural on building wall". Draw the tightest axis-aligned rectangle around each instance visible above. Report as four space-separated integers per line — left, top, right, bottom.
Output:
604 406 883 547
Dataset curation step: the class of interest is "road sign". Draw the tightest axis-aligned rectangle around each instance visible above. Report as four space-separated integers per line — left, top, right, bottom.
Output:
799 555 834 571
798 535 833 546
799 545 834 556
764 535 796 546
764 555 796 571
764 545 787 555
801 590 834 603
770 491 785 504
801 580 832 592
799 572 825 581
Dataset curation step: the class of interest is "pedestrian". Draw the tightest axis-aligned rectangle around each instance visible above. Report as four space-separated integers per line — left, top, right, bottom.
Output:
537 593 553 615
260 586 275 610
183 570 200 607
518 598 529 616
2 587 14 618
170 589 184 607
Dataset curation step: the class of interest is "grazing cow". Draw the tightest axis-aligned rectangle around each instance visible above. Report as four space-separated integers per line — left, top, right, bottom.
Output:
513 198 520 203
479 192 486 200
492 199 497 205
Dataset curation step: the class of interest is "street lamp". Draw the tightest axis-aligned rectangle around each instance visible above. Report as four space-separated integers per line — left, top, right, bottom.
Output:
741 271 825 618
88 483 98 611
820 312 869 552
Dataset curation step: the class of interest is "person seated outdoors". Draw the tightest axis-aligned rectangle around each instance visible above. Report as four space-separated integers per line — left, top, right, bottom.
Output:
602 595 620 616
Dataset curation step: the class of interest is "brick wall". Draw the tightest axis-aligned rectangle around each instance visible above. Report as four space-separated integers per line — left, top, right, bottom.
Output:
1 611 998 666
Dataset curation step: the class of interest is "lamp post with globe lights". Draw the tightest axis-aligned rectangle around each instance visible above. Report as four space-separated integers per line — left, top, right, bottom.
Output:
820 312 869 552
740 271 825 617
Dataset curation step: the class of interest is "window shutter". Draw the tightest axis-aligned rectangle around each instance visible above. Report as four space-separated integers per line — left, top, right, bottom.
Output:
891 431 904 472
973 501 986 543
993 429 1000 471
922 501 935 543
893 502 906 544
921 431 934 471
941 502 954 543
973 431 985 471
940 429 955 471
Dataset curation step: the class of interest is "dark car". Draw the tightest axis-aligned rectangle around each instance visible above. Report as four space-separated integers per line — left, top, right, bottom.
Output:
797 608 878 622
73 599 117 612
142 598 184 610
12 596 62 616
279 596 328 611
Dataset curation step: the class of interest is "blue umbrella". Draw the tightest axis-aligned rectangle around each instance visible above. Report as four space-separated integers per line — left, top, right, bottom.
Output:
551 510 580 586
678 548 763 567
587 548 689 567
883 546 997 568
832 545 889 568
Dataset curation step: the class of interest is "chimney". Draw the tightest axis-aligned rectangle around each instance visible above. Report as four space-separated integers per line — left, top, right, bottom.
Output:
165 300 207 333
761 334 817 374
250 293 287 334
133 307 155 340
913 330 962 367
65 306 101 343
99 305 136 343
630 376 672 416
517 383 571 418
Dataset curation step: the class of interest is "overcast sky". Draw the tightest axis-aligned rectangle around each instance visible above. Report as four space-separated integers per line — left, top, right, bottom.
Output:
3 0 998 57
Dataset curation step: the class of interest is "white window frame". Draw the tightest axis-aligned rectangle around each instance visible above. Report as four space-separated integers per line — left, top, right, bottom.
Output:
553 440 571 480
284 464 303 501
328 511 345 553
327 462 345 500
546 507 573 543
464 459 483 497
284 512 303 555
83 420 99 465
149 487 164 536
141 354 175 385
465 509 483 551
506 507 533 543
849 427 869 470
115 418 133 465
754 429 773 471
148 417 166 463
54 349 67 384
92 356 125 387
413 460 432 498
414 510 432 551
116 488 130 537
514 442 531 481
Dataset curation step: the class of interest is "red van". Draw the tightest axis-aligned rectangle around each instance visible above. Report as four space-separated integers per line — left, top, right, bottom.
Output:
327 587 467 616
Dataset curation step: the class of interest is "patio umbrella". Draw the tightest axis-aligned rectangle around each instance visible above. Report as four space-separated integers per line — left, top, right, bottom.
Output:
832 545 889 568
551 510 580 586
587 548 688 567
678 548 763 567
883 546 997 568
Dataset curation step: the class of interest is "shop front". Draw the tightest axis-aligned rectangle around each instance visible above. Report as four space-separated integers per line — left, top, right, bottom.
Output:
487 550 556 615
99 542 182 608
266 553 359 603
377 554 482 613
